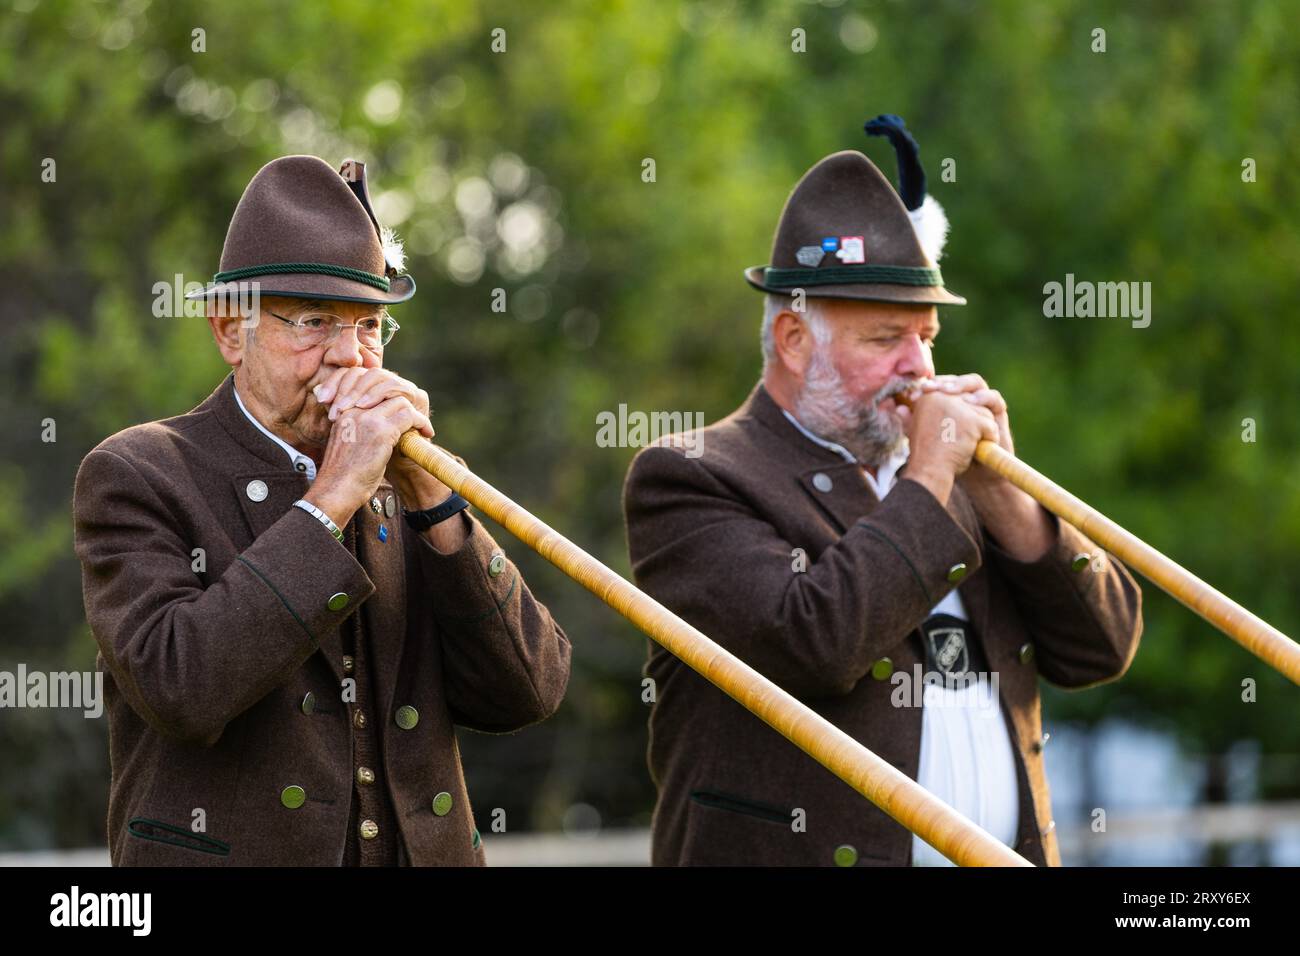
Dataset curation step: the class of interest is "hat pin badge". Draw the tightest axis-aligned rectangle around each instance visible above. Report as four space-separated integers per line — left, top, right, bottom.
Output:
796 245 825 267
835 236 866 264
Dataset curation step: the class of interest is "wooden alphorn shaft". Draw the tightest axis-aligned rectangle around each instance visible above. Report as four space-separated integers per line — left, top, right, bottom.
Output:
892 388 1300 686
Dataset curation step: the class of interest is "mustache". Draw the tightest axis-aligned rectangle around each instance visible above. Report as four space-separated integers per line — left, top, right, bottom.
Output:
872 376 923 407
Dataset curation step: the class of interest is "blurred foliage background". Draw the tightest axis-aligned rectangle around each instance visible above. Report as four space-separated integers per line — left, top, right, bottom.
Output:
2 0 1298 857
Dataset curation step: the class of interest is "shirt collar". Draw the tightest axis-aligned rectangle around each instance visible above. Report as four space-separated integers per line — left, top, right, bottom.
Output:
780 408 909 499
232 385 317 481
781 408 857 464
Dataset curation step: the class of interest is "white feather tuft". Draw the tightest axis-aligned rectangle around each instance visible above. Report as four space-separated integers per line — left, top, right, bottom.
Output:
907 194 950 263
380 225 406 274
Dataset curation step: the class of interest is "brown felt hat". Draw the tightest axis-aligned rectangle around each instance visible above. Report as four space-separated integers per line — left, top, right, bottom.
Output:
185 155 415 306
744 150 965 306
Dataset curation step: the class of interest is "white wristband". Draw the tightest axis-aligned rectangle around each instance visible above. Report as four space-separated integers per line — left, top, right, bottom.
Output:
293 499 343 542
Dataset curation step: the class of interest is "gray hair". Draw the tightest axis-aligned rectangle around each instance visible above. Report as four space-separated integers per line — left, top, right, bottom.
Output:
761 294 829 370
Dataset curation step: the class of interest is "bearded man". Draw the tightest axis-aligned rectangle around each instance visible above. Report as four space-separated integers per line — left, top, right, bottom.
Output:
621 117 1143 867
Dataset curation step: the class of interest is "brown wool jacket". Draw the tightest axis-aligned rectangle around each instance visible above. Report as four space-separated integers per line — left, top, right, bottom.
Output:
622 382 1142 866
73 372 572 866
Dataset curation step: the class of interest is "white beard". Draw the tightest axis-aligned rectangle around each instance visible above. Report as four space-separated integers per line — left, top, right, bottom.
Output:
793 347 914 468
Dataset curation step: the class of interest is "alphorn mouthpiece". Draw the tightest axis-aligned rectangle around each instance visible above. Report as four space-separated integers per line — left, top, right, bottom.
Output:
889 383 923 408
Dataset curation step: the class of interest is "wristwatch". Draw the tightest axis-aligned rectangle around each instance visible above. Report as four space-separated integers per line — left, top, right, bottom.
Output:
402 492 470 532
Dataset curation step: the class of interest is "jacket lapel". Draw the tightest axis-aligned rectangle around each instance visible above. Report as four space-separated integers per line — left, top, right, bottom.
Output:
229 468 350 686
746 380 994 642
209 372 351 685
741 384 884 531
796 461 879 532
349 480 407 723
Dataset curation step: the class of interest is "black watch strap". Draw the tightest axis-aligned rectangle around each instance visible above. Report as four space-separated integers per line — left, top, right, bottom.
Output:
402 492 470 532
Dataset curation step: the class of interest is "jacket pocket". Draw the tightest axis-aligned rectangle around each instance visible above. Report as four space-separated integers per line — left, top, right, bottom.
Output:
126 817 231 857
689 789 794 826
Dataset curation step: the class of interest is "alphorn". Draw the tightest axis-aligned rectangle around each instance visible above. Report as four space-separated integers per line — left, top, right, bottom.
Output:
890 388 1300 686
397 430 1032 867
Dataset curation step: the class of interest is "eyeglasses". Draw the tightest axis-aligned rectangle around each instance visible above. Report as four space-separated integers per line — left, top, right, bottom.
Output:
267 309 400 350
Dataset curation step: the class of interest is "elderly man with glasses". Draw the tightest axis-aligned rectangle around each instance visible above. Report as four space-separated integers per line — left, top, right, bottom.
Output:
72 156 572 867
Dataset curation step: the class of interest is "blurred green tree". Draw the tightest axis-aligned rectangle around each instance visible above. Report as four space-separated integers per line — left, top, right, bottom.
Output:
1 0 1297 855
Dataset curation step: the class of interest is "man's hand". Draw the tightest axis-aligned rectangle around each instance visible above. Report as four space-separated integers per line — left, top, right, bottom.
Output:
915 373 1055 561
900 381 1000 506
915 374 1015 497
302 368 468 552
311 367 449 501
302 388 433 523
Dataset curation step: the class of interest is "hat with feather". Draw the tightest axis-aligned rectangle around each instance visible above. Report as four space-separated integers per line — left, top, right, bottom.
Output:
185 155 415 306
744 114 964 306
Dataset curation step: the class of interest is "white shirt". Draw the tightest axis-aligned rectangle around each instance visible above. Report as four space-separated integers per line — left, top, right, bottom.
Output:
233 386 318 481
781 409 1020 865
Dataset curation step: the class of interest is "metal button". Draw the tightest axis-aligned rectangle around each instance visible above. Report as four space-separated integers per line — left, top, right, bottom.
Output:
1032 732 1051 754
1018 642 1035 665
300 692 316 715
295 460 307 473
353 709 367 729
812 473 833 493
385 495 396 518
356 767 375 786
327 592 349 611
395 705 419 730
432 791 453 816
369 496 382 515
359 819 379 840
488 553 506 578
472 828 481 849
870 657 893 680
342 655 354 674
833 844 858 867
1071 552 1091 572
281 785 306 809
246 479 269 502
947 562 968 583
